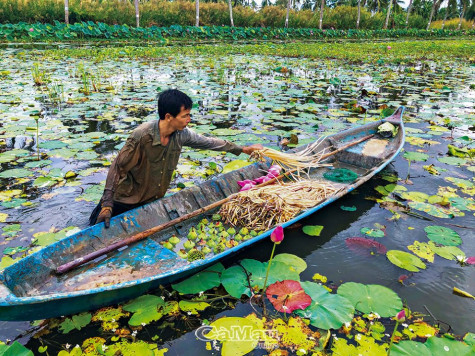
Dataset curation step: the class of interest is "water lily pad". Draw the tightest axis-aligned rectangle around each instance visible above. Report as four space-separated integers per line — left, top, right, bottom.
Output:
427 242 465 261
273 253 307 274
172 263 224 294
302 225 324 236
0 168 32 178
266 280 312 313
437 156 467 166
389 340 431 356
424 225 461 246
387 250 427 272
424 335 471 355
337 282 402 317
122 294 165 327
222 160 252 174
345 237 387 256
0 341 33 356
408 201 453 219
58 312 92 333
220 265 251 298
403 151 429 162
205 317 259 356
361 227 385 238
296 281 354 330
407 241 434 262
178 300 210 315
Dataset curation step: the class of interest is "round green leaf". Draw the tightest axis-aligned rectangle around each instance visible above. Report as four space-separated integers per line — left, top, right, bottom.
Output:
222 160 252 174
273 253 307 274
302 225 324 236
296 281 354 330
361 227 385 238
387 250 427 272
337 282 402 317
424 225 462 246
122 294 165 327
0 168 32 178
403 151 429 162
220 265 251 298
425 336 471 356
389 340 431 356
172 263 224 294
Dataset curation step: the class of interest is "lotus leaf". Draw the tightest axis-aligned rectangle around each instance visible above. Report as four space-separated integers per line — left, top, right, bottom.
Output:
296 281 354 329
437 156 467 166
178 300 210 315
424 225 462 246
428 242 465 260
104 340 163 356
220 265 251 298
0 168 32 178
273 253 307 274
361 227 385 238
337 282 402 317
222 160 252 174
424 336 472 356
407 241 434 262
92 307 130 331
403 151 429 162
122 294 166 327
205 317 260 356
302 225 324 236
408 201 453 219
172 263 224 294
0 341 33 356
331 334 387 355
58 312 92 333
389 340 431 356
387 250 427 272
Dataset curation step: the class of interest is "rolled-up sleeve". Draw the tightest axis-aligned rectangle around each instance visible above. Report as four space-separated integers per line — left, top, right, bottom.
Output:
181 128 243 156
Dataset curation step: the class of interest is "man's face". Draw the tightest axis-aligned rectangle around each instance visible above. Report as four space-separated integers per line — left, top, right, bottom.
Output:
169 106 191 131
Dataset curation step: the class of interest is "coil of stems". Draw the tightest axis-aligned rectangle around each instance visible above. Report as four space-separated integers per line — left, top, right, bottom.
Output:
219 180 336 230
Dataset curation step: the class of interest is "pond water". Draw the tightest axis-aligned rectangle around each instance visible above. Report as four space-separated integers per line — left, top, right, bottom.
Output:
0 46 474 353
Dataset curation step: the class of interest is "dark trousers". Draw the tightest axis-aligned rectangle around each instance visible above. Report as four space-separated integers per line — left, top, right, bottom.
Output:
89 200 145 226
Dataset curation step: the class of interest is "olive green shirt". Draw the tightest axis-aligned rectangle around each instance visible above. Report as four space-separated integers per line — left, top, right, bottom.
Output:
104 120 243 205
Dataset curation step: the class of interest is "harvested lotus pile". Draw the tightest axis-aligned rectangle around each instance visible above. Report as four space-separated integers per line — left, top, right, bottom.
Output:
219 180 337 230
251 137 329 171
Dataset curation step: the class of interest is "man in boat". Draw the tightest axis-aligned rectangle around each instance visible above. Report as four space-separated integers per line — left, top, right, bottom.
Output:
90 89 263 228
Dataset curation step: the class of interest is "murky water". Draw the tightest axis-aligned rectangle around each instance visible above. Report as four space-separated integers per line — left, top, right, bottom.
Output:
0 45 474 351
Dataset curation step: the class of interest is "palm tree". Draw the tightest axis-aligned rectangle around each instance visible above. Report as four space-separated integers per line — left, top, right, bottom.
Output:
228 0 235 27
65 0 69 24
134 0 140 27
285 0 291 27
356 0 362 27
457 0 467 29
384 0 393 29
196 0 200 26
427 0 442 30
405 0 414 28
319 0 325 29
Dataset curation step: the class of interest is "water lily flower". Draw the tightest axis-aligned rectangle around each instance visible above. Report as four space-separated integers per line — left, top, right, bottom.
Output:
29 28 34 32
396 309 406 322
270 225 284 244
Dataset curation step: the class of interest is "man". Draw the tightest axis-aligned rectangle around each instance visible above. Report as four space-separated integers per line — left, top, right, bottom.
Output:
90 89 263 228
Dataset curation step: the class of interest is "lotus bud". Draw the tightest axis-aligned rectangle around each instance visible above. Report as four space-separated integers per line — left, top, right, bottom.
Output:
395 310 406 322
237 179 254 187
270 226 284 244
240 182 255 191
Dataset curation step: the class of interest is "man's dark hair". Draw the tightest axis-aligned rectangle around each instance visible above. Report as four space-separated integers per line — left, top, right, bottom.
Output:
157 89 193 120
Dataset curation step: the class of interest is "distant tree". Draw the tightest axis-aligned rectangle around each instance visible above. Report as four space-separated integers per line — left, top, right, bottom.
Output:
319 0 325 29
357 0 361 28
134 0 140 27
65 0 69 24
196 0 200 26
285 0 291 27
228 0 234 26
457 0 468 29
405 0 414 27
384 0 393 28
427 0 442 29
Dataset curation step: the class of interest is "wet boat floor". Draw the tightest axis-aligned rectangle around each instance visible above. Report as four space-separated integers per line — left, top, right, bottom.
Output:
20 161 369 297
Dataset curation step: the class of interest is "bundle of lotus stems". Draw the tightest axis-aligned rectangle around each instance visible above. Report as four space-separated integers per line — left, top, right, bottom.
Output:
251 137 328 171
219 180 336 230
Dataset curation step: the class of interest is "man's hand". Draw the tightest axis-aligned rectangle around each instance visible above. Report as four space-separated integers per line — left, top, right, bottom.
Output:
96 207 112 228
242 144 264 155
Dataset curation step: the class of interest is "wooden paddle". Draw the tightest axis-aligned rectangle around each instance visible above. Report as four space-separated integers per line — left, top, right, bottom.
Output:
56 134 374 274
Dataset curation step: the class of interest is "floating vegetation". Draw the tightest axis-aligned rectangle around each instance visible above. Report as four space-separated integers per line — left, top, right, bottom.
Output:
220 180 336 229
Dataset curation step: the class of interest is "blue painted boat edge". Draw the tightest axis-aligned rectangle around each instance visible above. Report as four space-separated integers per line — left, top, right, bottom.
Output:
0 107 405 314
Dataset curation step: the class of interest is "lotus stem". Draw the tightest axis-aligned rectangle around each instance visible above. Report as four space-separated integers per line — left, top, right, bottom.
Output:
387 320 400 356
262 242 277 293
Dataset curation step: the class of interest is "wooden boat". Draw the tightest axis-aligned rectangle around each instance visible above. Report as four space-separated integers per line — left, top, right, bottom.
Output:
0 107 405 321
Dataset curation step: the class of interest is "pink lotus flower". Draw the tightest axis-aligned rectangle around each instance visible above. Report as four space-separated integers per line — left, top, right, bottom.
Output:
29 28 34 32
387 46 392 50
240 182 255 191
270 226 284 244
237 180 254 187
466 256 475 265
254 175 272 184
395 310 406 322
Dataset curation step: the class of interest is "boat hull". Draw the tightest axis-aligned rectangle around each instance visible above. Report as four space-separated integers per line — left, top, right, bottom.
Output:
0 107 405 320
